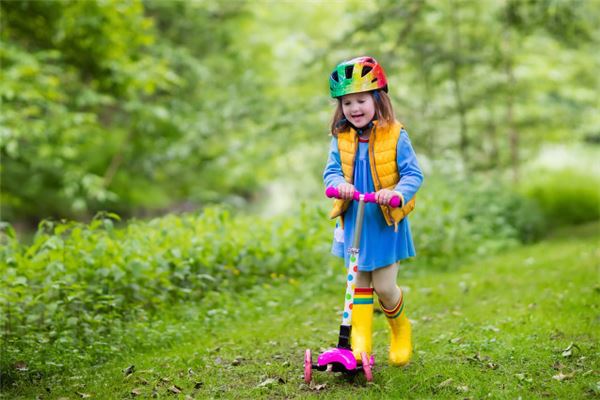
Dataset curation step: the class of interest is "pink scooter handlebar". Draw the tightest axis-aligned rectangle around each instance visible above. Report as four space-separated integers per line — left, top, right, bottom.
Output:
325 187 402 208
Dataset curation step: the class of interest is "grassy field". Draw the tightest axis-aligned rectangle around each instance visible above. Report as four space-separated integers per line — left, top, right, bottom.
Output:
3 223 598 399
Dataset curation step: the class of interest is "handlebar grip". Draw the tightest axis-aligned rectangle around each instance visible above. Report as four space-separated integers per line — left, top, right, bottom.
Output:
364 192 402 208
325 186 340 198
326 186 360 201
325 187 402 208
389 196 402 208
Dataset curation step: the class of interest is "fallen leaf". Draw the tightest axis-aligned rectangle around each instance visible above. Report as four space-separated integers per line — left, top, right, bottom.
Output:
515 373 532 383
123 365 135 376
231 357 243 366
456 385 469 392
169 385 182 394
466 352 490 363
131 388 142 397
450 337 462 344
187 368 195 376
14 361 28 372
309 382 327 391
256 377 284 388
76 392 92 398
257 378 277 388
487 362 499 370
553 371 575 382
483 325 500 333
561 342 580 358
552 361 566 370
438 378 453 388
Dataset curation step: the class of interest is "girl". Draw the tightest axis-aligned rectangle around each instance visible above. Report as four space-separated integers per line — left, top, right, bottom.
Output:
323 56 424 366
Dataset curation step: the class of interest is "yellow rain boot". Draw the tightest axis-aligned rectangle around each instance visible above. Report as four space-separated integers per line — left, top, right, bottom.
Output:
351 287 374 361
380 290 412 366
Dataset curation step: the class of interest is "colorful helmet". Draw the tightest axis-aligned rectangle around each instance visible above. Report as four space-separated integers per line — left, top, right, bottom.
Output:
329 56 388 98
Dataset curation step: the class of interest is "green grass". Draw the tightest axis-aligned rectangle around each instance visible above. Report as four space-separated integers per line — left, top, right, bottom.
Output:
3 223 599 399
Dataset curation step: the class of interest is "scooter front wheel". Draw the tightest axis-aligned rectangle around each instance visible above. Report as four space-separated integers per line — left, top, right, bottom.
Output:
304 349 312 383
361 352 373 382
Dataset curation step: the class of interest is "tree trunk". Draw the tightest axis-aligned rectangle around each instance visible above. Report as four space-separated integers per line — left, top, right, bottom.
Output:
103 131 134 189
487 104 499 168
503 29 519 182
450 5 469 168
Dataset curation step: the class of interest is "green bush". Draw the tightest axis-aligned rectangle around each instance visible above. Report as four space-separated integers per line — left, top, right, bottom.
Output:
520 168 600 226
0 206 332 371
0 175 553 374
409 175 546 269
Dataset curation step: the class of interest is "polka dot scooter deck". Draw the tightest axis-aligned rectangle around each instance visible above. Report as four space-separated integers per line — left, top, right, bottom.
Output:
304 187 401 383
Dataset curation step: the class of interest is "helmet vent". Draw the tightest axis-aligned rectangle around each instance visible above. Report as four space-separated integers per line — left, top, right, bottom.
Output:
371 78 378 83
345 65 354 79
361 66 372 77
331 71 339 82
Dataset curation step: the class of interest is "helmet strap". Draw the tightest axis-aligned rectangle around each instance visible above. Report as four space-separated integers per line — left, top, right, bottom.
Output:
355 120 375 137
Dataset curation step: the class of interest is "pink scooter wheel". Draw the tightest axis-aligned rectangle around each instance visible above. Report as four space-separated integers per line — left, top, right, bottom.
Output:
304 349 312 383
361 352 373 382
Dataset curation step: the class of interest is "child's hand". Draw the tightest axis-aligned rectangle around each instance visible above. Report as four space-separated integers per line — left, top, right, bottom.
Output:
375 189 399 206
337 183 355 200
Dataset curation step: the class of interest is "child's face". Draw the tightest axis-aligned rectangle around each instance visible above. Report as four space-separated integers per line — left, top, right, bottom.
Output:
341 92 376 129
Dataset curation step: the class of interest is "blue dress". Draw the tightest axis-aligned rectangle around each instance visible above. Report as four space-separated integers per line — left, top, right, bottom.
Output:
323 129 424 271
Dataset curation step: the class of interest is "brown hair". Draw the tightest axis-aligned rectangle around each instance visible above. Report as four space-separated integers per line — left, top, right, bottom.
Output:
329 90 396 137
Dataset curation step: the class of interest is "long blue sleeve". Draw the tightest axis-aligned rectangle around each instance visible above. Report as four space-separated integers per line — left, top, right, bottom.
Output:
394 129 424 202
323 137 347 189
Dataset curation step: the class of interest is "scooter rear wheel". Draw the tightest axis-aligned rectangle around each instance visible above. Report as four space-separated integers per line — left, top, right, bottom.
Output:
361 352 372 382
304 349 312 383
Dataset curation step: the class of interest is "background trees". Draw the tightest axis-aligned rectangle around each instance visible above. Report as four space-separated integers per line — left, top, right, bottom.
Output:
1 0 598 224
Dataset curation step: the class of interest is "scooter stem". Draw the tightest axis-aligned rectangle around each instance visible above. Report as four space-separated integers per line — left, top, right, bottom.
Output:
352 195 366 249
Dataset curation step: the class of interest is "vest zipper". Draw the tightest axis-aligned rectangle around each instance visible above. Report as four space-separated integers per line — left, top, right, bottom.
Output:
350 133 358 183
369 126 394 225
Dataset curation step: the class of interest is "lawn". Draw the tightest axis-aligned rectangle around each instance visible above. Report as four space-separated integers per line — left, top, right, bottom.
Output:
3 222 598 399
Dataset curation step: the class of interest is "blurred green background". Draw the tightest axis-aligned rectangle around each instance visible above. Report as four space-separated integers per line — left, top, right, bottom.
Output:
1 0 599 228
1 2 600 395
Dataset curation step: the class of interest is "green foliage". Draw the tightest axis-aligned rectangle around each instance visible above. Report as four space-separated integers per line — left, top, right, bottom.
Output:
0 0 179 220
1 174 548 374
2 0 598 223
520 168 600 226
410 174 545 269
0 206 331 371
4 223 598 399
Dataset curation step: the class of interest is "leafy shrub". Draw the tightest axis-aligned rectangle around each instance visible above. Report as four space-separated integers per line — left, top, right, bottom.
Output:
409 174 545 269
520 168 600 226
0 174 553 374
0 206 332 372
